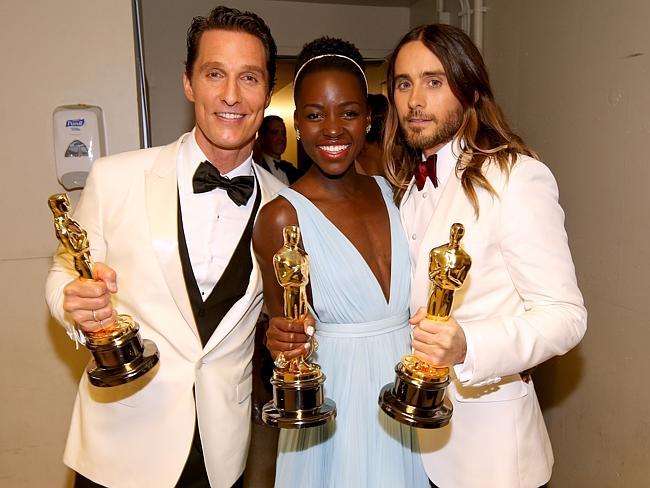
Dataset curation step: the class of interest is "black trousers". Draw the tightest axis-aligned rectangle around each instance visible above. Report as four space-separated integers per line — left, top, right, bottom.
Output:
76 471 243 488
75 424 243 488
76 473 243 488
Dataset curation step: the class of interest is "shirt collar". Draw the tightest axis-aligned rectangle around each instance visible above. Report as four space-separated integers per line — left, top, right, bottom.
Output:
190 127 254 177
435 138 460 181
262 153 277 165
414 138 461 192
178 128 254 194
264 153 286 166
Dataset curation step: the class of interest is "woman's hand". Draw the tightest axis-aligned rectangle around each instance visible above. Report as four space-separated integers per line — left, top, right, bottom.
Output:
266 312 315 362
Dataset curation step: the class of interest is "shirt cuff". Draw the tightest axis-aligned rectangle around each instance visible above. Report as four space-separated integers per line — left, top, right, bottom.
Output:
453 323 502 387
453 323 474 383
65 324 86 348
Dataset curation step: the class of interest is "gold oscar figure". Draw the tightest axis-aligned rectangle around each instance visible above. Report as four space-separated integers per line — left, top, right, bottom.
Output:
48 193 159 387
262 225 336 428
379 223 471 428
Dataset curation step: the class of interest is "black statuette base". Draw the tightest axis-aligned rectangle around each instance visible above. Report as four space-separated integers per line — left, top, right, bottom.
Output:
378 362 452 429
262 372 336 429
85 323 159 387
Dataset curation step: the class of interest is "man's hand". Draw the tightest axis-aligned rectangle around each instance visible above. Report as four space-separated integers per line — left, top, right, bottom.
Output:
266 312 315 361
62 262 118 333
410 306 467 366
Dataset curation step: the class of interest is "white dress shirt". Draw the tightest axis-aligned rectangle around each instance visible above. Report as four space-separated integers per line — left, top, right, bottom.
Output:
262 153 290 185
177 129 257 300
402 139 459 270
401 138 479 383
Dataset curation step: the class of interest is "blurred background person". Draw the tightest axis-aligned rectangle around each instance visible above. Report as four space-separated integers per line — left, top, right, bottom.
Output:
257 115 303 184
355 93 388 176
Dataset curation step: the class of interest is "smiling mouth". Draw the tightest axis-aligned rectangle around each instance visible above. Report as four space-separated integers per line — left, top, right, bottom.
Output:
216 112 245 120
317 144 351 155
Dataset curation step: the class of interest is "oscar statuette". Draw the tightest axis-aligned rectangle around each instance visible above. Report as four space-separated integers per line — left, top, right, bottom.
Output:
262 225 336 428
48 193 159 387
379 223 471 428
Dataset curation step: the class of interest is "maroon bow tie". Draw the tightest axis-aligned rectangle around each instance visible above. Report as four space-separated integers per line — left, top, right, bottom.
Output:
415 154 438 191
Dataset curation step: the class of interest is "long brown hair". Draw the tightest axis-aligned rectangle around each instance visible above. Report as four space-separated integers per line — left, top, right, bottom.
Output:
383 24 536 214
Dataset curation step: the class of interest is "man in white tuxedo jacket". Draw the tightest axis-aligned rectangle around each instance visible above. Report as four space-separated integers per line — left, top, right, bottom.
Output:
45 7 284 488
383 25 587 487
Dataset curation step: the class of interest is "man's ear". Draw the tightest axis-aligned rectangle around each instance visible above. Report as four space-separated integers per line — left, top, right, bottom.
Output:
265 90 272 109
183 72 195 103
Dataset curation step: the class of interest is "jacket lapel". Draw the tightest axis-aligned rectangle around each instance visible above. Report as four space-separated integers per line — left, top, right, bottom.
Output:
145 134 201 344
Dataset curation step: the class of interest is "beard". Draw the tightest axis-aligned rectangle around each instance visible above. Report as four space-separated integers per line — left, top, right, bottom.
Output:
401 107 463 151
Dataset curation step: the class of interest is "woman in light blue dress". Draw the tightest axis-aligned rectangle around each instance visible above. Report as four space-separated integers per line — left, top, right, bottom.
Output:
252 37 428 488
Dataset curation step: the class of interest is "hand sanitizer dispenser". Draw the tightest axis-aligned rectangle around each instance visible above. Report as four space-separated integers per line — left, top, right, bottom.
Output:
53 105 105 190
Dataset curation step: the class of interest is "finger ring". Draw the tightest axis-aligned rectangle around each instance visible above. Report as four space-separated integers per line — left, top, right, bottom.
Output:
274 352 288 369
92 309 99 322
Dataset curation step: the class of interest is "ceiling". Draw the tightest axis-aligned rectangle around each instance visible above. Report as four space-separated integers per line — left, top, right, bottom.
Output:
280 0 420 7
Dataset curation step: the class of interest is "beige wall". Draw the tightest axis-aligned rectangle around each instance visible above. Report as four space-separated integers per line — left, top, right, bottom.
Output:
409 0 437 28
483 1 650 485
0 1 140 486
141 0 412 146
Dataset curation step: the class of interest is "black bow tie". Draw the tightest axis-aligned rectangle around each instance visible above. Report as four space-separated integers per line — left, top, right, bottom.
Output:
273 159 282 169
192 161 254 206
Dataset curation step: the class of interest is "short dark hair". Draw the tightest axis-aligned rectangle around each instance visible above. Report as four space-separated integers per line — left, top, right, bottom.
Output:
366 93 388 144
293 37 366 102
185 5 277 93
258 115 285 137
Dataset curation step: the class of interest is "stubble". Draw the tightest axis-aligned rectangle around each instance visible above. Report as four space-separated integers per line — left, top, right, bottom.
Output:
401 107 463 151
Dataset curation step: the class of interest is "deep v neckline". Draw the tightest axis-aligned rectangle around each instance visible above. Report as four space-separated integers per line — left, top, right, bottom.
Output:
284 177 395 305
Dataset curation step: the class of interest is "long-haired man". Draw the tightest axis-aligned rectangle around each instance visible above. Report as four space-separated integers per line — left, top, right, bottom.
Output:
384 24 587 488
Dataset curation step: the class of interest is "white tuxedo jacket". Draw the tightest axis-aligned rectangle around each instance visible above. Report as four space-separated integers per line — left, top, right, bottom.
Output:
402 155 587 487
45 133 285 488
